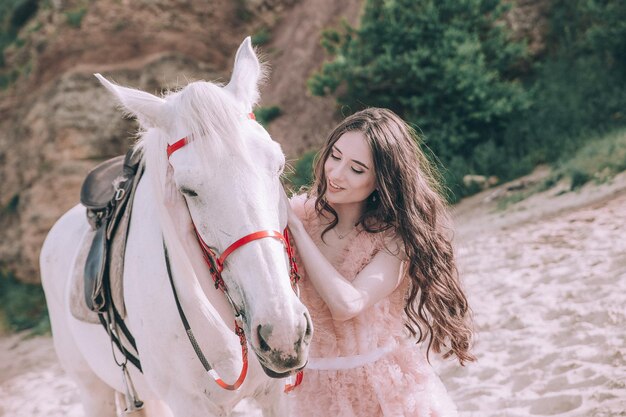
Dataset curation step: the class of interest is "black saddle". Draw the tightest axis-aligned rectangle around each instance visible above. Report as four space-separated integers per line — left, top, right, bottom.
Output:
80 149 143 312
79 149 144 370
81 155 125 210
81 151 142 231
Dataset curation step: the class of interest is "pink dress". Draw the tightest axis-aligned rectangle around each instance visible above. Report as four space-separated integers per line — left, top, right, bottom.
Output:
290 196 458 417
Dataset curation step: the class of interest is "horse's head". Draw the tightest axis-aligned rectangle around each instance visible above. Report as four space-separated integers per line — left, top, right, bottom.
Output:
95 38 311 377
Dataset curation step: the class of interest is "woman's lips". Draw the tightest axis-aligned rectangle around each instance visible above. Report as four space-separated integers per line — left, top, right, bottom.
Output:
328 180 344 192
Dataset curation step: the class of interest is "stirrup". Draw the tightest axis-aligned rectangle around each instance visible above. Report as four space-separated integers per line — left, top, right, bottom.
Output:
121 364 144 414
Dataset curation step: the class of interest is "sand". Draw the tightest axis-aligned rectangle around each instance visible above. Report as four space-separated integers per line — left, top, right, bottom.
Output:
0 333 82 416
1 169 625 416
435 170 626 416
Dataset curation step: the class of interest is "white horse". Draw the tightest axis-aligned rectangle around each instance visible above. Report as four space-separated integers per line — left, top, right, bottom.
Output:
40 38 311 417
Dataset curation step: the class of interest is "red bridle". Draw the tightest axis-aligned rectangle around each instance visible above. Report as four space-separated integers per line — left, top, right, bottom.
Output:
167 120 303 392
166 112 256 159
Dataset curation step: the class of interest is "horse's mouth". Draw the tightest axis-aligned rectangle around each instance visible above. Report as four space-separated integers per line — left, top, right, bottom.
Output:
258 360 307 378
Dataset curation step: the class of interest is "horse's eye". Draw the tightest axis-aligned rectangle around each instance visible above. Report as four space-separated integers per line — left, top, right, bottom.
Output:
181 187 198 197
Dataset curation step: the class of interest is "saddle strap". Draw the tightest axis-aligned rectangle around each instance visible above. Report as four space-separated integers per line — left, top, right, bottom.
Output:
99 262 141 372
98 312 142 372
88 151 145 373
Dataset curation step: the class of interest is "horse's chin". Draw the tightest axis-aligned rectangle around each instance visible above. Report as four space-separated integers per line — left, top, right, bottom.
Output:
258 360 307 379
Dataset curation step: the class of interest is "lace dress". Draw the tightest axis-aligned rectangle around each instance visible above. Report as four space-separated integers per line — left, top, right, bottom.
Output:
289 196 458 417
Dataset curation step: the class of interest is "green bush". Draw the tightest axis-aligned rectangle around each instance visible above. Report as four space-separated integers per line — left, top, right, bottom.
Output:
3 194 19 213
284 149 318 193
254 105 281 127
553 128 626 189
0 68 18 89
497 1 626 190
308 0 529 201
309 0 626 202
9 0 38 29
569 169 591 190
548 0 626 71
0 271 50 334
0 0 40 68
234 0 253 22
65 7 86 28
252 27 271 46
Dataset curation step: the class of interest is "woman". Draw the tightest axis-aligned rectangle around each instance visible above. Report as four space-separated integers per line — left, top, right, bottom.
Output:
287 108 474 416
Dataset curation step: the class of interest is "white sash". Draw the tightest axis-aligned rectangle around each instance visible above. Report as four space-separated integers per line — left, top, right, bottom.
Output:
306 343 397 371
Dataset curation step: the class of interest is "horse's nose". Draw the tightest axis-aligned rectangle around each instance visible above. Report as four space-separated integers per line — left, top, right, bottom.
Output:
256 311 312 354
290 311 313 355
257 324 272 353
300 311 313 348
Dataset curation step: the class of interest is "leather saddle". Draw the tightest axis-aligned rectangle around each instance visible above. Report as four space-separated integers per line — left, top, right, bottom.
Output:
78 149 144 371
80 149 143 313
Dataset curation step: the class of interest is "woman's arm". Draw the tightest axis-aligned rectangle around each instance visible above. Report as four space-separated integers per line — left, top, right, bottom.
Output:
288 200 404 321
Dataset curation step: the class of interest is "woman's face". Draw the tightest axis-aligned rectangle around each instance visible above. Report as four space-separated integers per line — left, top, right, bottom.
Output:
324 131 377 206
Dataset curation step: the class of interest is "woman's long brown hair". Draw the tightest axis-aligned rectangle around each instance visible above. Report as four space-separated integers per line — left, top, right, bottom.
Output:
311 108 475 365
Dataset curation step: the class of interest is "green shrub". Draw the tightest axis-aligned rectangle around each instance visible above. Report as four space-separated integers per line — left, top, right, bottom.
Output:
0 68 18 89
3 194 19 213
65 7 86 28
309 0 626 201
0 271 50 334
502 0 626 172
234 0 253 22
551 128 626 190
496 190 529 211
254 105 281 127
252 27 271 46
0 0 41 69
284 149 318 193
569 169 591 190
308 0 529 201
9 0 39 29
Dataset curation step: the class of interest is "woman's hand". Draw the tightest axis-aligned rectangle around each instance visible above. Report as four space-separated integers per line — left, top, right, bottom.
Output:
287 202 303 232
281 191 404 322
281 187 304 232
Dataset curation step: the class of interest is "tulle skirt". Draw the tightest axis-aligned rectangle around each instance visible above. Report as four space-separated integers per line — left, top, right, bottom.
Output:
289 345 458 417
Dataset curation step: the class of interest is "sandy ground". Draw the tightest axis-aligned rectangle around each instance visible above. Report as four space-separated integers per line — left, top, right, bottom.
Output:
1 169 625 416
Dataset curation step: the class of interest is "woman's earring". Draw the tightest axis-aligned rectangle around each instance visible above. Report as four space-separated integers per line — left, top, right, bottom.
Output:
372 193 377 202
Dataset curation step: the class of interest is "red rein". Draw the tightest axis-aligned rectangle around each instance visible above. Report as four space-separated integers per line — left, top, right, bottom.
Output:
167 116 303 392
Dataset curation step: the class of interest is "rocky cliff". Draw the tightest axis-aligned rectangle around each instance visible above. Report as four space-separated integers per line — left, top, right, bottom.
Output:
0 0 362 283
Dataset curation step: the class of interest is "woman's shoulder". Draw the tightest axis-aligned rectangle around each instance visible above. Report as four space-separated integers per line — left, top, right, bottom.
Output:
374 228 407 261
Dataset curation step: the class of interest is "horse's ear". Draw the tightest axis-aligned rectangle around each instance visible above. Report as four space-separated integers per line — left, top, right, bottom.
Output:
95 73 168 129
223 37 262 113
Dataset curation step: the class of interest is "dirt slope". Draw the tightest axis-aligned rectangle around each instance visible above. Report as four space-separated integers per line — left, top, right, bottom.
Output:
0 0 364 283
